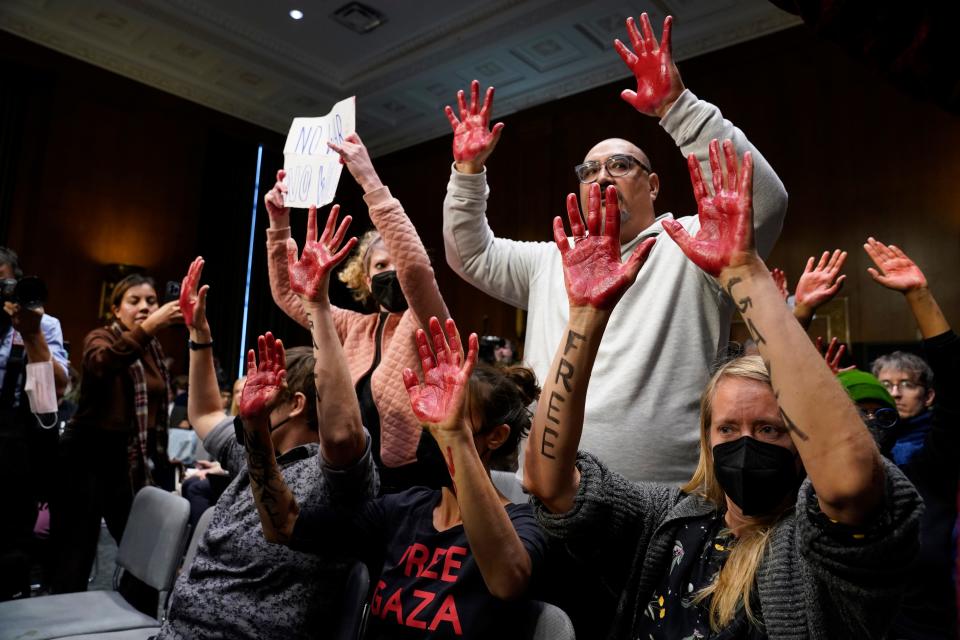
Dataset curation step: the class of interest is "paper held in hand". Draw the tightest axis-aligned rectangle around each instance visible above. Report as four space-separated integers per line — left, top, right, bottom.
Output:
282 96 356 208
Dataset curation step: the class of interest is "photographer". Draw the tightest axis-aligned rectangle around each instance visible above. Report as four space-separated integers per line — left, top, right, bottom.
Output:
50 272 181 595
0 246 69 600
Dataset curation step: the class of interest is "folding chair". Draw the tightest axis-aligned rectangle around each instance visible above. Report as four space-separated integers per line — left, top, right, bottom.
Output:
0 486 190 640
334 561 370 640
523 601 576 640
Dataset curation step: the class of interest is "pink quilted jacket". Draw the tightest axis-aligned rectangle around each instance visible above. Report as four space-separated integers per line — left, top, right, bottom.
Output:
266 186 449 467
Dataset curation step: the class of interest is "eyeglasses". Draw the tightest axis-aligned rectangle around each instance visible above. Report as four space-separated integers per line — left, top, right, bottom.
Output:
880 380 922 392
857 407 899 429
574 154 652 184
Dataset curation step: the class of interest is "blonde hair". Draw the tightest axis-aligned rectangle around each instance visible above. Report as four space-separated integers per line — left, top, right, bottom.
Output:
338 230 382 303
681 355 789 631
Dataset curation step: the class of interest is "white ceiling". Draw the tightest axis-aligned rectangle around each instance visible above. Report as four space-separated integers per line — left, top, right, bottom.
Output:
0 0 800 155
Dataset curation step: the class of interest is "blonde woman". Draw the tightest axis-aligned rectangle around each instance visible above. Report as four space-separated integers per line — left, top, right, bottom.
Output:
265 133 449 492
523 142 922 638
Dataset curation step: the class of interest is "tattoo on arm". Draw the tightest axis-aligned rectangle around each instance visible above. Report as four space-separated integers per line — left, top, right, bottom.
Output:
766 362 810 441
305 311 320 350
244 436 291 532
541 330 586 459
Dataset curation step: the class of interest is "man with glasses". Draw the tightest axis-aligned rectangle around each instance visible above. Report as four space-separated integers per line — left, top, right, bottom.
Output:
860 237 959 639
441 14 787 484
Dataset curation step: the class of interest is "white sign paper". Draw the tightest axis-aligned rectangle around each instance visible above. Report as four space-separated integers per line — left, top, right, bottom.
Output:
282 96 356 208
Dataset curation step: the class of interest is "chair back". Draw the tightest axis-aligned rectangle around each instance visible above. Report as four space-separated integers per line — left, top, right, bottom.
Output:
116 486 191 593
524 601 576 640
333 561 370 640
182 506 216 571
491 470 529 504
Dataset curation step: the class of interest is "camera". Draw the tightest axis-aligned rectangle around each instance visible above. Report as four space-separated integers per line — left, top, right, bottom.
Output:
0 276 48 310
164 280 181 303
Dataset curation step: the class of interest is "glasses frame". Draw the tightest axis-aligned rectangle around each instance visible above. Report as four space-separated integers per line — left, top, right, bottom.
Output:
859 406 899 430
574 154 653 184
880 379 922 393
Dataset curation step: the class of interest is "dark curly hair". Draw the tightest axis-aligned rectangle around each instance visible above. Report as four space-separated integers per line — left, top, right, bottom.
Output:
464 363 540 465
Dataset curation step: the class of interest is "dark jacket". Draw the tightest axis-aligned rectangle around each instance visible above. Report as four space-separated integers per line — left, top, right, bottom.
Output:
533 453 921 639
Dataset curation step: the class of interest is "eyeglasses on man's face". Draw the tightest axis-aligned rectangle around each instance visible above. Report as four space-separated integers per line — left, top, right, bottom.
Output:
858 406 899 429
574 154 652 184
880 379 922 393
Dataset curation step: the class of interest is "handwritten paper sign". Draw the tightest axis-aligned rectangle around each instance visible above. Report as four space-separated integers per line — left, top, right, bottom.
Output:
282 96 356 208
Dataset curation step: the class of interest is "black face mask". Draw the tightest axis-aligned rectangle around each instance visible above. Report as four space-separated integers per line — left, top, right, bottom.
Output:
712 436 803 516
370 270 408 313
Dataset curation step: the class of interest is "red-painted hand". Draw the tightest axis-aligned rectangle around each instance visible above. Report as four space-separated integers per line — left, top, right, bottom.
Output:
239 332 287 419
795 250 847 311
445 80 505 167
286 205 358 302
554 183 655 309
771 268 789 302
403 317 479 433
264 170 290 221
863 237 927 293
816 336 855 375
614 13 684 117
662 139 755 277
179 256 209 331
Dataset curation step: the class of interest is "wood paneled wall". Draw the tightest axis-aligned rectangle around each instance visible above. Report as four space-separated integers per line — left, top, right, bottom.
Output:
2 22 958 377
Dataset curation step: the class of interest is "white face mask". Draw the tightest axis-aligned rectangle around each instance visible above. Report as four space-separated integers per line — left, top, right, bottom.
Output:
24 361 58 427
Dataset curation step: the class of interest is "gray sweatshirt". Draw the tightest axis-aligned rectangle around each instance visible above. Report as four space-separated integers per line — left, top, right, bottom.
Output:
533 452 923 639
443 89 788 484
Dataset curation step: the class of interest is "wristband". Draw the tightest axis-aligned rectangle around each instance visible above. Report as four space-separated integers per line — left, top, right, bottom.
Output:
188 339 214 351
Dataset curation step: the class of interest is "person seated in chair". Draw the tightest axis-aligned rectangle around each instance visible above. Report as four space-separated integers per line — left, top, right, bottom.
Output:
154 257 373 640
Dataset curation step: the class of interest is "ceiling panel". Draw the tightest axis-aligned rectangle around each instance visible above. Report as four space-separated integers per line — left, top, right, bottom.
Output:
0 0 801 154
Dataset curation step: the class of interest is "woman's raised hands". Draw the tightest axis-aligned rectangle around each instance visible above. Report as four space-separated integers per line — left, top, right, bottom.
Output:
403 317 478 433
554 183 656 310
239 332 287 419
179 256 208 333
662 139 754 277
286 205 358 303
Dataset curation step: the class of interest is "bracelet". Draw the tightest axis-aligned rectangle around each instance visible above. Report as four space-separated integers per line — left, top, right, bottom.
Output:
188 339 214 351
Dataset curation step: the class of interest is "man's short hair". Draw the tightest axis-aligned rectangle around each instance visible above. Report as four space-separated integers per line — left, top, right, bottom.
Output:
871 351 934 390
0 247 23 279
277 346 318 430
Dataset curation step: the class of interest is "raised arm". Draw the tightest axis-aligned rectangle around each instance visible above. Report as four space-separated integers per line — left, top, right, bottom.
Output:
442 80 548 309
263 170 311 328
794 250 847 329
523 183 655 513
181 257 226 440
616 13 787 257
83 302 181 377
864 237 949 339
7 305 68 396
663 139 883 526
238 333 300 543
328 133 448 328
286 204 365 467
403 317 529 599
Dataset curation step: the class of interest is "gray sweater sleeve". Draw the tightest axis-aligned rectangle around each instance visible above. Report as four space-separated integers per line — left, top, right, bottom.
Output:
442 164 552 309
793 457 923 637
661 89 788 259
531 451 681 595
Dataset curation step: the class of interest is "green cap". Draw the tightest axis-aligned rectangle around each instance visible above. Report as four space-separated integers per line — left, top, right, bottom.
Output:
837 369 896 409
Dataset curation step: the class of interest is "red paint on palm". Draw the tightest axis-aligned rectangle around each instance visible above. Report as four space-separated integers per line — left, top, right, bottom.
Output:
179 256 204 329
554 183 655 309
816 336 853 375
286 205 358 301
239 332 287 419
403 317 478 429
661 139 754 277
445 80 504 163
614 13 678 115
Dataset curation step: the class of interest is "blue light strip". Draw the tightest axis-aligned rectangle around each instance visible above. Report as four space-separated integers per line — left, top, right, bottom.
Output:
239 144 264 377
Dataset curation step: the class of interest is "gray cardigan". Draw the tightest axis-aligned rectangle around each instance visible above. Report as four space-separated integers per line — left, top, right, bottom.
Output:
533 453 922 639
